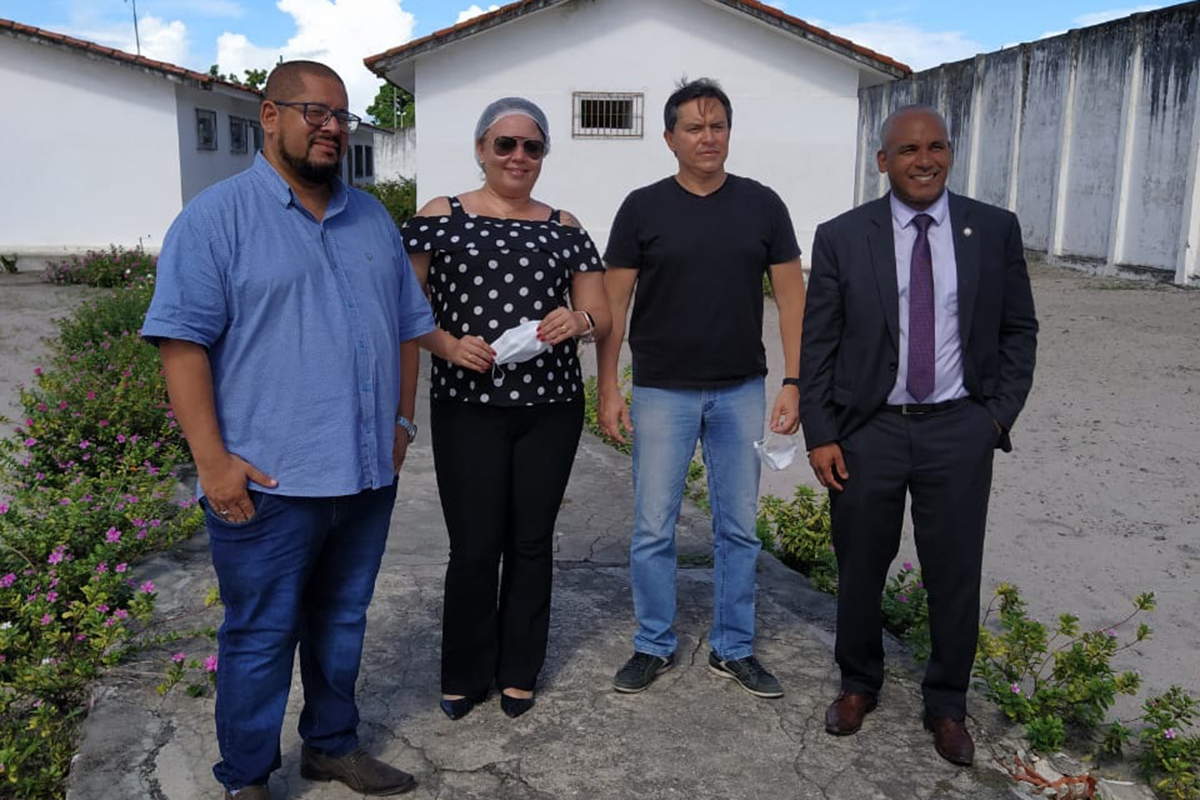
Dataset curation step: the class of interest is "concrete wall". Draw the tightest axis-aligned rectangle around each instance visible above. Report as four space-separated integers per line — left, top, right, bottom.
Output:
395 0 885 254
374 126 416 181
857 3 1200 286
0 35 183 256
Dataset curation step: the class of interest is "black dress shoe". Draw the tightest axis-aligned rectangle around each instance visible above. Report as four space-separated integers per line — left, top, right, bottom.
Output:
500 693 535 718
824 691 878 735
923 712 975 766
439 691 487 720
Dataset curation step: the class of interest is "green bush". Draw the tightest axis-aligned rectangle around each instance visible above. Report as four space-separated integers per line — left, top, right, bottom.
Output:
1140 688 1200 799
0 268 203 798
756 486 837 594
974 583 1149 751
362 178 417 229
42 246 155 288
880 562 931 661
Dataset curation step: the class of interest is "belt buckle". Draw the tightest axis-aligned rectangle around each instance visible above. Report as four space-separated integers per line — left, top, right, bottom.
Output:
900 404 926 416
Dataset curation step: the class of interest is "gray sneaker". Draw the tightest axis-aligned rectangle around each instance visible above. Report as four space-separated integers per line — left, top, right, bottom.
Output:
707 651 784 698
613 651 675 693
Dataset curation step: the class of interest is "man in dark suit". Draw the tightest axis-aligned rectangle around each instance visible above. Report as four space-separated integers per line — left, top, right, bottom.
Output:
798 104 1037 766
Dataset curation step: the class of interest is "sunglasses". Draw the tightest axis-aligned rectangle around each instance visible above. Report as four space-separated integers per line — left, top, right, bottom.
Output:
492 136 546 160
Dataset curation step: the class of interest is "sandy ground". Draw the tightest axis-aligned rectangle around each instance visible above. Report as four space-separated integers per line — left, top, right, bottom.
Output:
3 260 1197 714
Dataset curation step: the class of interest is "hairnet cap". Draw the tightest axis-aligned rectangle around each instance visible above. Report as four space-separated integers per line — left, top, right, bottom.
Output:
474 97 550 154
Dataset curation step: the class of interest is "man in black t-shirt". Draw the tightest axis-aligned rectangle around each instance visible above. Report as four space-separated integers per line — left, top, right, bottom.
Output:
597 78 807 700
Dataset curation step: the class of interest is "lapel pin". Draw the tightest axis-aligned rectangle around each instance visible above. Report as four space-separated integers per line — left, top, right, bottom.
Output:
963 227 973 237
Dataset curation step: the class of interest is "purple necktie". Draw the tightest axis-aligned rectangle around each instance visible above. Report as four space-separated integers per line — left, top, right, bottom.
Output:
907 213 935 402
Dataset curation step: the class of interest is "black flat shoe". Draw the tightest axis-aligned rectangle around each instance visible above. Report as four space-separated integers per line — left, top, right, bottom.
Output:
500 693 535 718
440 692 486 720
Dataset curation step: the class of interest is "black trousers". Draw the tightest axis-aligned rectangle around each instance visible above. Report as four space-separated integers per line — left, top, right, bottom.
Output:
830 399 998 718
431 399 583 696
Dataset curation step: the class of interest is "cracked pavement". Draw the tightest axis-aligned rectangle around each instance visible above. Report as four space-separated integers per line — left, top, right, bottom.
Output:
65 352 1019 800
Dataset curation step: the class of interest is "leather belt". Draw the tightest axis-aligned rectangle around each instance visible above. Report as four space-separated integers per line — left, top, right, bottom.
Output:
881 396 972 416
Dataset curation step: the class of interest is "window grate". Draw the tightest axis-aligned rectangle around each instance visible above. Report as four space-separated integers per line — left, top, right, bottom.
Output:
196 108 217 150
572 92 643 138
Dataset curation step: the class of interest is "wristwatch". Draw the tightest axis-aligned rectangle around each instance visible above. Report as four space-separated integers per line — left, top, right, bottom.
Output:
395 414 418 444
781 377 801 388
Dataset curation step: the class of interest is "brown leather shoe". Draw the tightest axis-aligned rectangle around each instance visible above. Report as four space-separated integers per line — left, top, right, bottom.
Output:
923 713 975 766
300 745 417 795
824 691 878 735
223 786 270 800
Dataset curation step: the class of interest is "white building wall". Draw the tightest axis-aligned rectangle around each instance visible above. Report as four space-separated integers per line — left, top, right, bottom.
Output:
374 127 416 181
406 0 866 255
0 36 182 255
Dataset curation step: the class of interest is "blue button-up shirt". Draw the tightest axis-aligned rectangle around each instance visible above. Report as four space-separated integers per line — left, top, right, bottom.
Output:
143 154 435 497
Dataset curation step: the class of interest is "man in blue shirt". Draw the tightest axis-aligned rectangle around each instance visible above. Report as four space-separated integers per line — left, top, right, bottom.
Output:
143 61 434 799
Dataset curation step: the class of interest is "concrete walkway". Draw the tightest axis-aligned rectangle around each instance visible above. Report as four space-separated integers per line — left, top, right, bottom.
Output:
64 365 1025 800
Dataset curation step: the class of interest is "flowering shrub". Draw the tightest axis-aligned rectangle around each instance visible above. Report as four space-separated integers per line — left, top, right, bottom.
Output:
0 268 204 799
42 246 156 288
880 562 931 661
1138 688 1200 799
975 583 1150 752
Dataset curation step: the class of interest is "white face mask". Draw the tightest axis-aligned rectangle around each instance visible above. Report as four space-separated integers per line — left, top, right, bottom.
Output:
490 319 551 367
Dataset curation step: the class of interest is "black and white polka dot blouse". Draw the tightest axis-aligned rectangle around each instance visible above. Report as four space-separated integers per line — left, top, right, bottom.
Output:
402 196 603 406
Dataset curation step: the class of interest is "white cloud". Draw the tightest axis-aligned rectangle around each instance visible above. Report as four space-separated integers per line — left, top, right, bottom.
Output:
821 21 984 71
456 4 500 24
74 15 191 65
216 0 416 114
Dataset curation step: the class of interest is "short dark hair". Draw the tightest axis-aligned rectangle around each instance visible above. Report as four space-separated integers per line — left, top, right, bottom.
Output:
879 103 948 151
663 77 732 132
264 60 345 103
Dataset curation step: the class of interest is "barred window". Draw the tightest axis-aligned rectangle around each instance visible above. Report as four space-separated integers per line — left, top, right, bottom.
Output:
572 92 644 138
229 116 248 154
196 108 217 150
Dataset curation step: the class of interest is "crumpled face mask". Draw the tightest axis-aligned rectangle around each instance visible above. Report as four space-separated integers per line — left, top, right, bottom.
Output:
490 319 552 372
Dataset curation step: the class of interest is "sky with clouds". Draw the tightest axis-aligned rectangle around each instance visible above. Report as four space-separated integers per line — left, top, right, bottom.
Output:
2 0 1173 114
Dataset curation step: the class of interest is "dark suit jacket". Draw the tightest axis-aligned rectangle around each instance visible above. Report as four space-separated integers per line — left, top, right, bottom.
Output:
798 191 1038 453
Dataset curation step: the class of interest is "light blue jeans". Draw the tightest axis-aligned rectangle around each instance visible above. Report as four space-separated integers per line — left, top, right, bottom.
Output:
629 376 765 660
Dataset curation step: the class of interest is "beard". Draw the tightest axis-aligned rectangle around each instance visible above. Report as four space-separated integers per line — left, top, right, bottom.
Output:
279 135 343 185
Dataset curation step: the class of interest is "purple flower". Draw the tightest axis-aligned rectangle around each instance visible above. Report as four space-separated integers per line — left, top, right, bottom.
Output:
40 614 53 626
95 562 108 574
1165 728 1178 740
115 563 127 573
0 503 7 515
115 609 128 620
45 591 57 603
171 651 186 664
78 439 90 450
96 604 109 613
47 546 66 565
105 527 121 544
0 573 14 588
116 434 127 444
139 581 155 594
204 655 218 673
898 594 909 603
902 561 914 572
1010 683 1021 694
23 438 37 447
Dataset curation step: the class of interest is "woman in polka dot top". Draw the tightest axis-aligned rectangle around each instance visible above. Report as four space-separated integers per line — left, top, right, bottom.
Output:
402 97 611 721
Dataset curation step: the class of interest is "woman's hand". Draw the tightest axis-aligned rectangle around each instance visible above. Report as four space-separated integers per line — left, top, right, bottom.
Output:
448 334 495 372
537 307 586 347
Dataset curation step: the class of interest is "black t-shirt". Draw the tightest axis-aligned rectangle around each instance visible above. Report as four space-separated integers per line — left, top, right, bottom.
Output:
604 174 801 388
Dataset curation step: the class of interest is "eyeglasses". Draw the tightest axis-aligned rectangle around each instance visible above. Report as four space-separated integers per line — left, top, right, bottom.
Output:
272 101 361 133
492 136 546 160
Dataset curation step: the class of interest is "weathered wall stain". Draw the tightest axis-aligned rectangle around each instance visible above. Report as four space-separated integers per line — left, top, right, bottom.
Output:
856 2 1200 285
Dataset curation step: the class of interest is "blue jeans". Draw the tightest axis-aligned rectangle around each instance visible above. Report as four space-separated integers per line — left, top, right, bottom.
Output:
629 377 764 660
205 481 398 791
